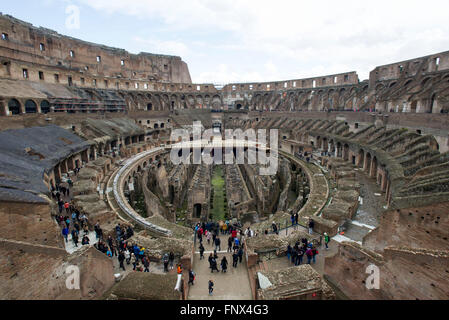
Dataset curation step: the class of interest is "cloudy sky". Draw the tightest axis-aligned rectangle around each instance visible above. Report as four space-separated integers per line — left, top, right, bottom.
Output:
3 0 449 84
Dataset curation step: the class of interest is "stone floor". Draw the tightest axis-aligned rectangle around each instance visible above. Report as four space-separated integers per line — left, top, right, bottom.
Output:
63 231 97 254
188 233 253 300
342 169 386 242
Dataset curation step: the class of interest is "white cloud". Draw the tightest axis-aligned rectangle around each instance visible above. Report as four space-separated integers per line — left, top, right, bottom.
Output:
73 0 449 83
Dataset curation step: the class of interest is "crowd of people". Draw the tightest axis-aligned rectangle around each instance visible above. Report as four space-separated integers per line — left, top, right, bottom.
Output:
286 237 321 265
194 220 247 275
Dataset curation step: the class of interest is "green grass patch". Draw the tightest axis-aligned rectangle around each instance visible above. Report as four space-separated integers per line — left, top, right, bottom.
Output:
211 166 226 221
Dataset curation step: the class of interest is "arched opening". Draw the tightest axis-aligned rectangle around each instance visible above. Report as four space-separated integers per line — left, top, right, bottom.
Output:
8 99 21 115
365 153 372 173
371 156 378 179
154 123 159 129
430 94 437 113
40 100 50 114
343 144 350 161
147 103 153 111
25 100 37 113
236 103 242 110
410 101 417 113
336 142 342 158
358 149 365 168
193 203 202 218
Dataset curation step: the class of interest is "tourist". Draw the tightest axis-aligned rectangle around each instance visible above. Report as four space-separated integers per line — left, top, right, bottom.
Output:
221 256 228 273
83 223 89 235
294 213 299 226
206 230 212 246
308 218 315 235
94 221 101 239
233 237 240 251
291 214 295 227
163 253 169 272
118 251 126 271
238 246 244 264
169 251 175 270
124 249 131 264
287 244 292 262
208 253 214 269
81 235 90 245
210 256 219 273
296 247 305 266
312 246 319 264
126 226 134 239
208 279 214 296
177 264 183 275
199 243 205 260
132 253 138 271
142 256 150 272
214 236 221 252
62 226 69 243
272 222 278 235
232 252 238 268
227 236 233 252
306 247 313 264
188 269 195 285
64 201 70 214
324 233 330 250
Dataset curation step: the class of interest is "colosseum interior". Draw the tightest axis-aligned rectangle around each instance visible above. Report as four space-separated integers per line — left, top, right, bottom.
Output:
0 13 448 301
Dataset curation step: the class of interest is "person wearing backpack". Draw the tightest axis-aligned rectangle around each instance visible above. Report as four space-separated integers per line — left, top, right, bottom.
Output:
324 233 330 250
306 247 313 264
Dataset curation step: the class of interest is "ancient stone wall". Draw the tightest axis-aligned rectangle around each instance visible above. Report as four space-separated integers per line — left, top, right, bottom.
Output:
0 14 191 83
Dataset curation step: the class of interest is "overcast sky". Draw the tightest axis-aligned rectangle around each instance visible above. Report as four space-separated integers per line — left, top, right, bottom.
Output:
3 0 449 84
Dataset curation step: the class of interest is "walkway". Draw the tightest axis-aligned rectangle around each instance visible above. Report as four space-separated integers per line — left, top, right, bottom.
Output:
188 233 253 300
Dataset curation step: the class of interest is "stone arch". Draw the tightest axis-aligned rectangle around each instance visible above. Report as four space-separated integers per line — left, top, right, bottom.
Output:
357 149 365 167
336 142 343 158
343 144 350 161
40 100 50 114
429 137 440 151
212 95 221 109
421 77 432 86
365 153 372 173
193 203 202 218
25 99 38 113
371 156 378 179
8 98 21 115
322 137 329 151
